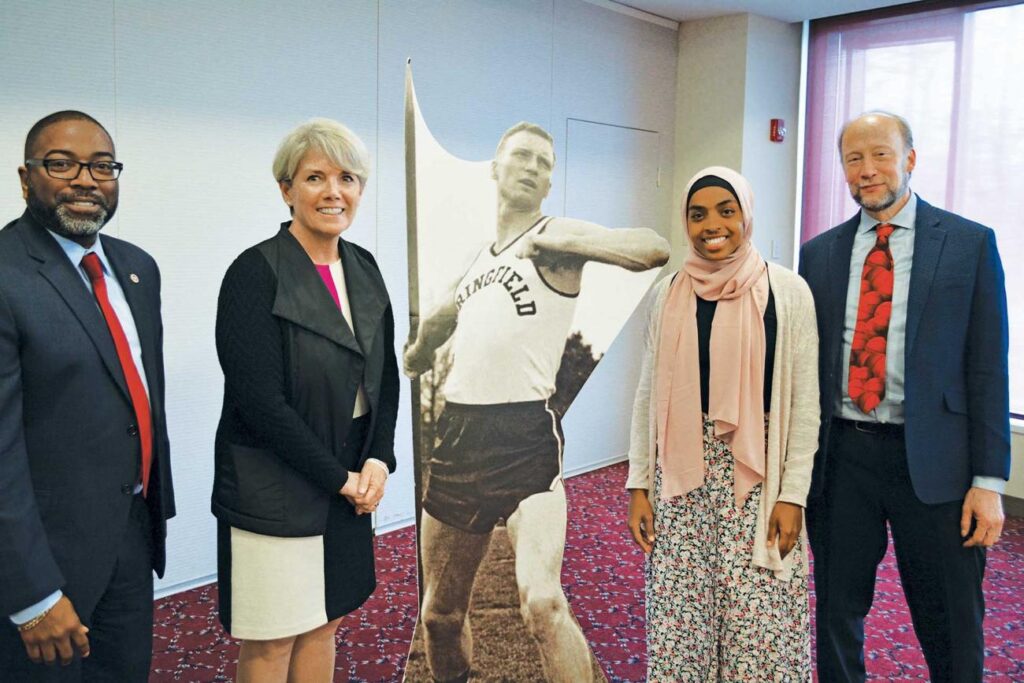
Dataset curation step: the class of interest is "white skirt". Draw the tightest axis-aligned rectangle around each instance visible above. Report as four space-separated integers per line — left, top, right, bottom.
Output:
226 527 328 640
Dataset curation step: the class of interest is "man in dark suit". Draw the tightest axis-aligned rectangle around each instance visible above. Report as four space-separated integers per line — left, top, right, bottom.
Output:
799 111 1010 682
0 111 175 681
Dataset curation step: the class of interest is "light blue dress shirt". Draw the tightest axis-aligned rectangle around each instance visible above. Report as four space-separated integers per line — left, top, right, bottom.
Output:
836 193 1004 494
10 230 151 626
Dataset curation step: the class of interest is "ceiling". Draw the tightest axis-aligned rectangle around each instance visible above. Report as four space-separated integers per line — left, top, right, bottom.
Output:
613 0 923 23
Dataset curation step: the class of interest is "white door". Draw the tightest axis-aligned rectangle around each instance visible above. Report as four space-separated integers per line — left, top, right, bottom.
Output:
560 118 663 476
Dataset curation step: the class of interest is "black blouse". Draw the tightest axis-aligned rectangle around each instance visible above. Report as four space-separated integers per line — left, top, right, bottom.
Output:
696 284 777 413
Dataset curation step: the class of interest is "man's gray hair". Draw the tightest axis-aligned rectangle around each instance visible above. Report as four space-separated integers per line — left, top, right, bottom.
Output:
273 118 371 187
837 110 914 154
495 121 555 162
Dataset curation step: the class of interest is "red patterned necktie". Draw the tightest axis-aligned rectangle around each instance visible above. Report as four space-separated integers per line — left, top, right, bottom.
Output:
848 223 895 414
81 253 153 496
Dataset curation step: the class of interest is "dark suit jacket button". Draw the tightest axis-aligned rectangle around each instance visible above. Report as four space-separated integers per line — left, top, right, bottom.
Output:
121 484 133 495
127 424 139 437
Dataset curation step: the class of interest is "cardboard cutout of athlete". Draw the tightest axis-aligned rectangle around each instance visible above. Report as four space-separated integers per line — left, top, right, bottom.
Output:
405 111 669 682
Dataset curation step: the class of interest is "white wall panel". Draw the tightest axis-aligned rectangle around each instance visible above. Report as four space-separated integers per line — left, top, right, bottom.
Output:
553 1 678 131
740 14 802 267
560 120 662 476
552 0 677 221
0 1 117 215
552 2 678 477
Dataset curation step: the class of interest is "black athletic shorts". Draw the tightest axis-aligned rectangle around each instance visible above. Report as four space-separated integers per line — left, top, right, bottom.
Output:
421 400 563 534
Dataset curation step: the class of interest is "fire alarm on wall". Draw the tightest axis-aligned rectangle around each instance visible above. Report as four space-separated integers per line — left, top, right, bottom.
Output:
770 119 786 143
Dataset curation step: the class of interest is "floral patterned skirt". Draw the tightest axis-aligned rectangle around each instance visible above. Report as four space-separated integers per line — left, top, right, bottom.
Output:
646 416 811 682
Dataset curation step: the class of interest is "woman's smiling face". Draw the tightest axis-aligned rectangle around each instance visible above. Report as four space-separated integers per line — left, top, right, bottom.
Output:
280 149 363 242
685 185 745 261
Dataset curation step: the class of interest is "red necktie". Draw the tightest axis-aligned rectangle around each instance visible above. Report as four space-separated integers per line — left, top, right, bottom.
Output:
81 253 153 496
848 223 895 414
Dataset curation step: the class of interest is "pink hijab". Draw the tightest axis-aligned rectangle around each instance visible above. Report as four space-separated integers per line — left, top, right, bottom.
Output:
655 166 769 504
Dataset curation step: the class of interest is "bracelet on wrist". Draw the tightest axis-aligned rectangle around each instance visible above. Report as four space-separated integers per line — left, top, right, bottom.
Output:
17 604 54 633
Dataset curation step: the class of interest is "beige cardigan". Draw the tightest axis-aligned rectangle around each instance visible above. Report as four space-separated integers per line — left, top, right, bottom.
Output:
626 262 820 579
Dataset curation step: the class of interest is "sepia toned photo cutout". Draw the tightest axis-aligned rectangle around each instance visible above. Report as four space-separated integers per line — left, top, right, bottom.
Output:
402 65 668 683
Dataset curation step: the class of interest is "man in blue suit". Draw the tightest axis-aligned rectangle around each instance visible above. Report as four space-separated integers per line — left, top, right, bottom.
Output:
799 111 1010 682
0 111 175 681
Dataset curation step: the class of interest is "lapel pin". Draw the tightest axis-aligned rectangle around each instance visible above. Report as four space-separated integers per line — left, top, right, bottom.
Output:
129 273 140 284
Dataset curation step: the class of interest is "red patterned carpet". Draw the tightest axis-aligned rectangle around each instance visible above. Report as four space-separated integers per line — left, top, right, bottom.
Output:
152 462 1024 681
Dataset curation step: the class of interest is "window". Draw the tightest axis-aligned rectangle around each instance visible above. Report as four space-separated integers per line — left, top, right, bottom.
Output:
802 0 1024 416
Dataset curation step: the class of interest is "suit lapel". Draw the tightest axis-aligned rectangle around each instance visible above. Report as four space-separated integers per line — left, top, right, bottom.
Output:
271 228 362 355
905 199 945 357
826 216 858 367
19 216 131 401
339 239 386 356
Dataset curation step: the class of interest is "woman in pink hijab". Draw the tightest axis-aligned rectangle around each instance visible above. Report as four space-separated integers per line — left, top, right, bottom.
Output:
625 166 820 680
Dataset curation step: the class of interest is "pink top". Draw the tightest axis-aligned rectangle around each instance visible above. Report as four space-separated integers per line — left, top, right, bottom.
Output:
315 264 342 311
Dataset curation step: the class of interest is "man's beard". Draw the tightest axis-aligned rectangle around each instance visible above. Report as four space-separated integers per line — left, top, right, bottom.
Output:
853 173 910 212
27 190 114 238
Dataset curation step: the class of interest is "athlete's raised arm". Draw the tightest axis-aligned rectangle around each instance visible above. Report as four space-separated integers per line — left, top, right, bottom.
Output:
516 218 669 272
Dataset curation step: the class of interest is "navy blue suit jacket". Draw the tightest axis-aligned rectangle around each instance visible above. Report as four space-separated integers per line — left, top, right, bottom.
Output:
0 211 175 619
798 197 1010 504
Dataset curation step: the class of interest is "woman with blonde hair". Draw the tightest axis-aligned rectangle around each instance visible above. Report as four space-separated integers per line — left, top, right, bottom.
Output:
626 166 819 680
212 118 398 681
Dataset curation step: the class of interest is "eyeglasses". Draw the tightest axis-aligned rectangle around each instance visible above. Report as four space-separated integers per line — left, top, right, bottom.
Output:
25 158 123 181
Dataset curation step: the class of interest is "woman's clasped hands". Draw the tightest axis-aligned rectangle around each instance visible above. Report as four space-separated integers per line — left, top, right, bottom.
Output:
340 461 388 514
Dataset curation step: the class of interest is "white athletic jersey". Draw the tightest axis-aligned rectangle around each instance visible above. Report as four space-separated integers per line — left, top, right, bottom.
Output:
443 217 578 404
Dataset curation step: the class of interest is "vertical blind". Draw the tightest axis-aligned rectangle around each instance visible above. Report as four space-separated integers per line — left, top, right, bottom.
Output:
802 0 1024 416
